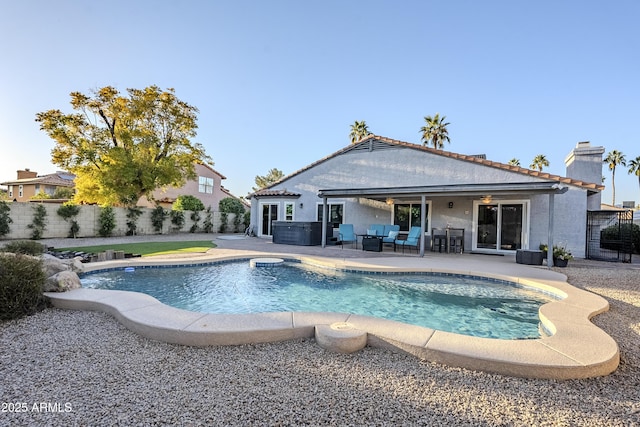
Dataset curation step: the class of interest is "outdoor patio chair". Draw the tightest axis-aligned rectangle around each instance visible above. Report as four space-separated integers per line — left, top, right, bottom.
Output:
338 224 357 249
381 225 400 245
394 226 422 253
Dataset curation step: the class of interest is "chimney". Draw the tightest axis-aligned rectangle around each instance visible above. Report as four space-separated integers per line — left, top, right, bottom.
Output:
17 169 38 179
564 141 605 184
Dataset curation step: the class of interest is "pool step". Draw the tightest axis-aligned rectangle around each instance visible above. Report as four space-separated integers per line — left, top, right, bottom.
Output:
315 322 367 354
249 258 284 268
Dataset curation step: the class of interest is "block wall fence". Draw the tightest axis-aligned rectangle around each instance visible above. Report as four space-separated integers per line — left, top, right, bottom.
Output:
0 203 242 240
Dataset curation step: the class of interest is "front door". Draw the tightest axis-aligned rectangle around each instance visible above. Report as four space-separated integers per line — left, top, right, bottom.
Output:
260 203 278 236
474 201 527 252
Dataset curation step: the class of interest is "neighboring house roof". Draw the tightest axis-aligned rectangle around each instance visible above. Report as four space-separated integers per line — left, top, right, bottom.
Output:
0 172 75 187
257 135 604 194
198 162 227 180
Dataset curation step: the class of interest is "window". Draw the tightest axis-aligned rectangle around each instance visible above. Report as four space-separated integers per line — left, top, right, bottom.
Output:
198 176 213 194
8 185 13 198
317 203 344 228
285 202 294 221
394 203 429 232
18 185 23 198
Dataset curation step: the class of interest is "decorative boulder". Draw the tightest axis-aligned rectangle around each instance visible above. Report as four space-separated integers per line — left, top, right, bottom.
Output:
41 254 84 277
44 270 82 292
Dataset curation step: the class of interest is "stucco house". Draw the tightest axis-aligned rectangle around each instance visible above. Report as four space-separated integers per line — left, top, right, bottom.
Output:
0 169 75 202
249 136 605 260
136 163 245 210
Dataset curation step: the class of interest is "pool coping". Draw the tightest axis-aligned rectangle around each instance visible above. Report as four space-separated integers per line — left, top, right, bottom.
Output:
44 251 620 379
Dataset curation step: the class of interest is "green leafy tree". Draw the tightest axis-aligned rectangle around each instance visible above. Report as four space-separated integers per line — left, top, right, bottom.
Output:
252 168 284 192
627 156 640 203
36 85 212 206
30 191 52 200
603 150 626 206
420 113 450 149
349 120 370 144
507 158 521 166
529 154 549 172
53 187 75 199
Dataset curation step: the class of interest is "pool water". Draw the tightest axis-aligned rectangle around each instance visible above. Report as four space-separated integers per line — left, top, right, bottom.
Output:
81 261 556 339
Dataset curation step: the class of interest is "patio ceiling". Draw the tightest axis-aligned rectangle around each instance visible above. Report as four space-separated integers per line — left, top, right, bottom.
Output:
318 181 569 201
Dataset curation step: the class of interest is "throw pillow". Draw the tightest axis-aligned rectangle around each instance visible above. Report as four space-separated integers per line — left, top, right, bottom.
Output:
388 230 399 239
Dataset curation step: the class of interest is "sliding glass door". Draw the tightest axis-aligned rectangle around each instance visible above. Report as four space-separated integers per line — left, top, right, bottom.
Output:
474 201 527 252
260 203 278 236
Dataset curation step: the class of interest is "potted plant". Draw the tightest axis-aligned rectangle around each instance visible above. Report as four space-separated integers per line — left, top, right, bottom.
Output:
539 243 548 258
552 244 573 267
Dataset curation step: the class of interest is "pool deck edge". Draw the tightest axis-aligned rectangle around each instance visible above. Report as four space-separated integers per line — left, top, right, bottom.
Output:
45 251 619 380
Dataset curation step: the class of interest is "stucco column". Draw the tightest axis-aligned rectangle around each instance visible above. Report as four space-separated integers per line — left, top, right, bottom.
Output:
321 197 328 248
420 194 426 257
547 193 555 268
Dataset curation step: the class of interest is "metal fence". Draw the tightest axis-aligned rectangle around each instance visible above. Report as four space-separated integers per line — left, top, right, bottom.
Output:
586 210 633 262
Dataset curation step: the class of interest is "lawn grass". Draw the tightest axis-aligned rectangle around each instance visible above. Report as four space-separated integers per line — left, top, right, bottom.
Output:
56 241 216 257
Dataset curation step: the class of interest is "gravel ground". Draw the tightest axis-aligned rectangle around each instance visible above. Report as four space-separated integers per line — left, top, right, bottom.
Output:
1 244 639 426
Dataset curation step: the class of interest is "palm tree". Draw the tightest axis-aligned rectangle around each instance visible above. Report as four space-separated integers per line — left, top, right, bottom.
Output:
508 158 521 166
627 155 640 203
420 113 450 149
603 150 626 206
529 154 549 172
349 120 370 144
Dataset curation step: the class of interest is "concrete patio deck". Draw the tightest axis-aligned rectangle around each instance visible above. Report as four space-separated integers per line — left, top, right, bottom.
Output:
44 234 620 379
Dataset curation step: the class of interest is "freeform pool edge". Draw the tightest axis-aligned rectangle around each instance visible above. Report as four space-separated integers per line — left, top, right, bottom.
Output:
45 253 619 380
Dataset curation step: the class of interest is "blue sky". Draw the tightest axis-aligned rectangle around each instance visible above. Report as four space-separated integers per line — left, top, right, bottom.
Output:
1 0 639 205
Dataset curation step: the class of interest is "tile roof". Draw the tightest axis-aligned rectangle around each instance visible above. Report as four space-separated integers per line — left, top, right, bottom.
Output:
260 135 604 192
251 189 301 198
1 172 75 187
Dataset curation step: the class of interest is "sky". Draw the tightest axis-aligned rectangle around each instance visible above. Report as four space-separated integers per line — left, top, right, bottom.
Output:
1 0 639 206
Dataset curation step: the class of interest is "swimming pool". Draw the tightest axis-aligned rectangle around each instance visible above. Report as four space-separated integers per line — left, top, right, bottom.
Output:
81 260 555 339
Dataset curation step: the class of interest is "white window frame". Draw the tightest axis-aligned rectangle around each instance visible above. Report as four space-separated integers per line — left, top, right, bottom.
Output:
18 185 23 198
8 185 13 198
284 202 295 221
198 176 214 194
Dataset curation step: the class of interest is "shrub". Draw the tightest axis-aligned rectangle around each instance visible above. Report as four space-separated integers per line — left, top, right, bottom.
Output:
202 206 213 233
57 203 81 238
27 204 47 239
2 240 45 256
600 223 640 254
126 207 143 236
173 195 205 212
189 211 201 233
219 197 245 216
243 211 251 230
170 210 185 231
151 206 168 234
98 206 116 237
0 253 47 320
219 212 228 233
0 201 12 237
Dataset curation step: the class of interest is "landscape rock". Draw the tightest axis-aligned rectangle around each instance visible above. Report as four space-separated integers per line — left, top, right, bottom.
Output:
43 270 82 292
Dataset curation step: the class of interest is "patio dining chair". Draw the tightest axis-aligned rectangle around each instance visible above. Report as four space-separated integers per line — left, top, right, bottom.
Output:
394 226 422 254
338 224 357 249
